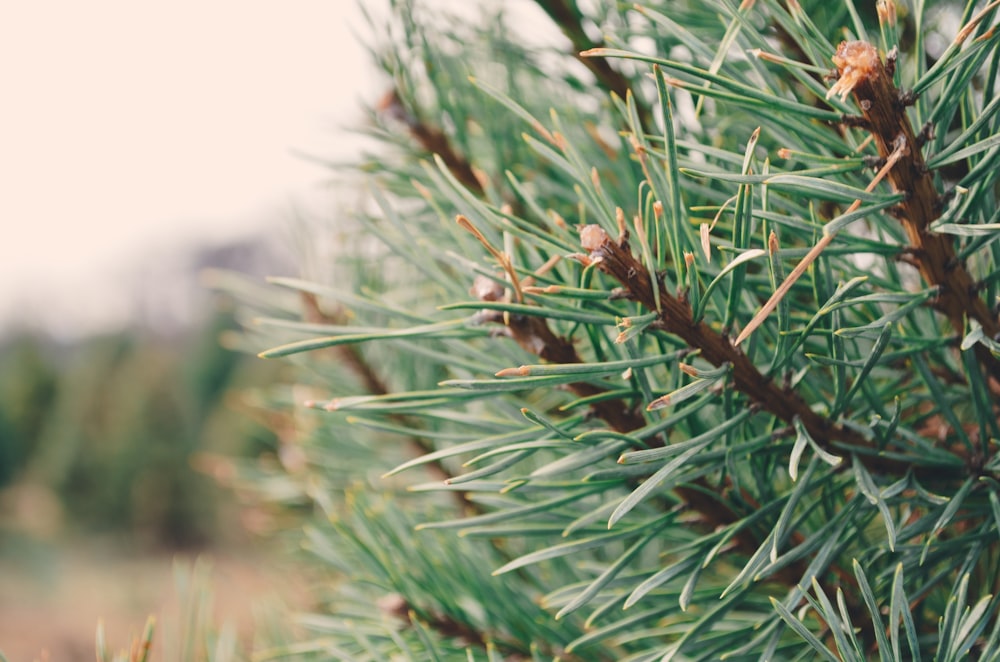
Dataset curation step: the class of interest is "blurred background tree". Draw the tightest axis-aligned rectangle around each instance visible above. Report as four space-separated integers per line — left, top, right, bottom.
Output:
0 307 280 547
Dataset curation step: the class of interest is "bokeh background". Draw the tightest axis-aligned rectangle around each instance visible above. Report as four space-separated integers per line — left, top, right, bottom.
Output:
0 2 378 658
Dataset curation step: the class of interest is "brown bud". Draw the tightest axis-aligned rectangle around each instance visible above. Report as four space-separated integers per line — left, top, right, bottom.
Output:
471 275 505 302
828 41 880 101
580 224 610 252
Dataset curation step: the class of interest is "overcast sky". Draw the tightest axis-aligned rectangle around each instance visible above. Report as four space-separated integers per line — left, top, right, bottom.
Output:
0 1 379 336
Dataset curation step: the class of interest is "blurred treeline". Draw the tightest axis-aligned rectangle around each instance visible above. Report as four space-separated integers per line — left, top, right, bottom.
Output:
0 307 280 549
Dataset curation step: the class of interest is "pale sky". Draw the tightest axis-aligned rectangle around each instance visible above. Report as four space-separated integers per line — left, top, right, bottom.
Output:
0 1 379 336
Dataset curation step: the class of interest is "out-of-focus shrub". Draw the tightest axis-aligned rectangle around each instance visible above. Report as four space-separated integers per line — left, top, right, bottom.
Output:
0 311 279 548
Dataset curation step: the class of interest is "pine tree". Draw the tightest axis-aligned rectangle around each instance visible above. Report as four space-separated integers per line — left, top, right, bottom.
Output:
221 0 1000 659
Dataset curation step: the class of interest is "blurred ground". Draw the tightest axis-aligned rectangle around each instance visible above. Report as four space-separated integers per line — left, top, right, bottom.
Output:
0 536 301 661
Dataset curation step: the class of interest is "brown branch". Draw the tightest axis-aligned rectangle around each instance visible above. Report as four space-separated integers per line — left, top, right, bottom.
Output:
469 272 646 434
377 595 496 654
576 224 953 481
467 240 869 609
301 293 475 512
829 40 1000 382
575 224 888 633
377 90 485 197
509 312 645 431
533 0 653 132
505 312 747 530
471 274 760 559
378 594 598 662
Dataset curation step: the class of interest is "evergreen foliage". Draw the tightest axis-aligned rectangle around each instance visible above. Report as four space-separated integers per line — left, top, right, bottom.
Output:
223 0 1000 658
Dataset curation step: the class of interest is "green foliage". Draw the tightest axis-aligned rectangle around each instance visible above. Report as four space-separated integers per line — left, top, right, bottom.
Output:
224 0 1000 659
0 335 57 487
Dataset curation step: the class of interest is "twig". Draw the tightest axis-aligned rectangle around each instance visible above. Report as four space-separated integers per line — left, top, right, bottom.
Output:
824 40 1000 381
576 223 961 480
378 594 596 662
378 90 485 197
301 293 476 512
576 224 886 639
460 215 745 536
533 0 653 131
735 133 909 345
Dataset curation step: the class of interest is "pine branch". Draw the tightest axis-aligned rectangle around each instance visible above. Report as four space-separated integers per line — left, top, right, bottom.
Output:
469 274 648 435
503 310 647 432
575 225 901 638
469 259 749 538
575 223 965 480
470 263 811 594
829 40 1000 383
302 295 558 655
473 234 868 633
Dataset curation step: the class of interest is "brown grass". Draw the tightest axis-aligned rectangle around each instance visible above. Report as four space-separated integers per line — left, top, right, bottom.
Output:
0 539 301 662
